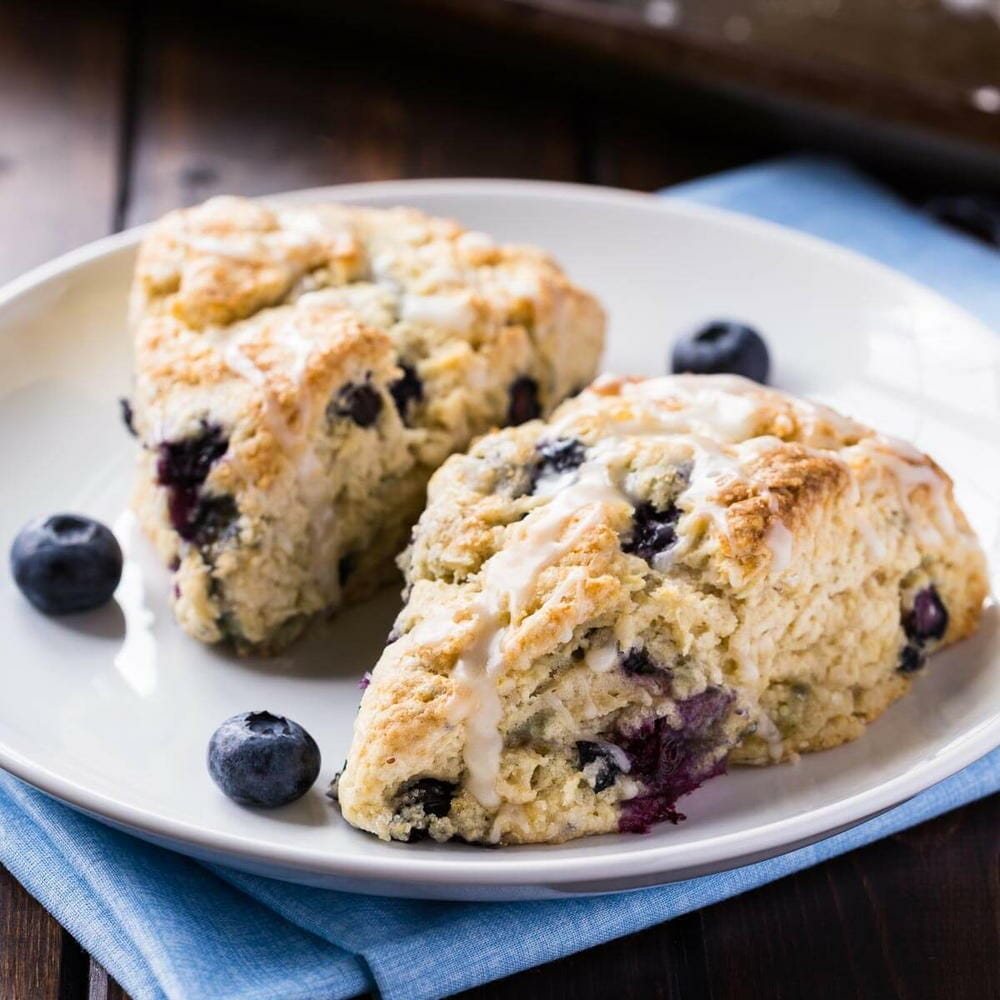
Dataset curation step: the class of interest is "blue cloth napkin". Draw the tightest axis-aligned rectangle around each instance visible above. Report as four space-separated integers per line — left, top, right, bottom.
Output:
2 157 998 1000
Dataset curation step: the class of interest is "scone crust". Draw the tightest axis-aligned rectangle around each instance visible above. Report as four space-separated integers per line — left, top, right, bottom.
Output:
128 196 605 652
338 374 987 844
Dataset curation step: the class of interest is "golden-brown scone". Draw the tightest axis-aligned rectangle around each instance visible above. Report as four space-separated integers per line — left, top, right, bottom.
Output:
335 374 987 845
126 196 605 653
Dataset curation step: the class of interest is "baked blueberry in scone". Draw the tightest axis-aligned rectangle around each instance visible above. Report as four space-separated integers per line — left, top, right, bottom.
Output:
335 374 987 844
127 196 605 653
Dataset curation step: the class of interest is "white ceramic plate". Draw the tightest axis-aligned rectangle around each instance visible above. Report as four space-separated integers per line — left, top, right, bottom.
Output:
0 180 997 902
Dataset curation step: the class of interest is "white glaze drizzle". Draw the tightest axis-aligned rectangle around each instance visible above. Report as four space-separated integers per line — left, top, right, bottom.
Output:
185 234 260 262
204 313 351 592
764 518 794 574
400 291 476 331
275 317 318 385
846 436 960 546
752 704 786 760
450 392 804 807
449 460 630 809
448 377 973 817
456 230 495 251
204 304 323 457
585 641 620 673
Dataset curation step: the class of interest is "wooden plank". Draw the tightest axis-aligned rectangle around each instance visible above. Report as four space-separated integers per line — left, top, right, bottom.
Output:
0 0 125 283
87 963 131 1000
124 5 582 226
458 797 998 998
0 867 65 1000
452 910 710 999
694 796 1000 1000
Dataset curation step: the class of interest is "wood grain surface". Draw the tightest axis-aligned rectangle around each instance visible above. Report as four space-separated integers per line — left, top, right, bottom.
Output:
0 2 997 998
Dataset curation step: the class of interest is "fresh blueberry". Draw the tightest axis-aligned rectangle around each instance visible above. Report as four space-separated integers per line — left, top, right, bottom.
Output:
904 585 948 642
119 397 137 437
576 740 622 793
395 777 456 818
623 502 679 563
10 514 123 615
923 195 1000 248
389 362 424 422
330 380 383 428
671 321 770 383
507 375 541 426
621 647 659 677
207 711 321 808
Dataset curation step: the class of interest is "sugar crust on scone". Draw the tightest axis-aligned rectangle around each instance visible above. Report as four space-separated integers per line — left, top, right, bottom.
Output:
128 196 605 652
336 374 987 845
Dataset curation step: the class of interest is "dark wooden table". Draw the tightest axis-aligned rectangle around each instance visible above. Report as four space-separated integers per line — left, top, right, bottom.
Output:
0 2 997 998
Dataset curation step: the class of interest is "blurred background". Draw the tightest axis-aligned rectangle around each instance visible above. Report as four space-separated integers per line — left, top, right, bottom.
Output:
2 0 999 281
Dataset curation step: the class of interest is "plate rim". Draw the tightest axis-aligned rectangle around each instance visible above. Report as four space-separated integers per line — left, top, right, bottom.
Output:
1 177 997 890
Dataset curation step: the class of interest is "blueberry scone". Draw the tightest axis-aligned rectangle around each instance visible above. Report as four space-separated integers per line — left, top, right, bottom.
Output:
126 196 605 653
335 374 987 844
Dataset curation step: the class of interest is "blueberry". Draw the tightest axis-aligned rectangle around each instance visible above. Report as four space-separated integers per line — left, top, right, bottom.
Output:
923 195 1000 248
10 514 123 615
157 422 229 540
671 321 770 383
904 585 948 643
623 502 679 563
330 380 382 428
531 437 585 491
677 686 733 730
389 362 424 422
897 585 949 675
119 397 137 437
617 687 733 833
207 711 321 808
395 777 456 819
338 552 356 587
576 740 622 793
188 495 239 547
165 492 198 541
898 643 925 674
621 647 659 677
157 422 228 490
507 375 541 426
